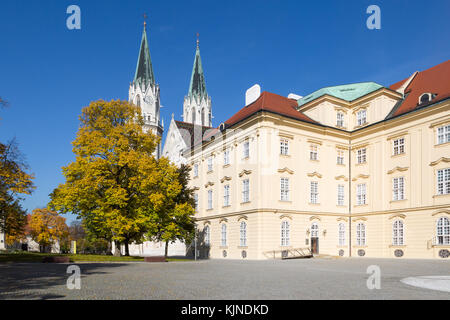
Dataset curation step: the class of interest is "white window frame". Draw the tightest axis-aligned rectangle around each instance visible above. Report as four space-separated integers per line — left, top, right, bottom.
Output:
393 138 405 156
224 148 230 165
336 112 344 127
223 185 230 207
207 190 213 210
310 181 319 204
193 163 199 177
280 178 290 201
337 184 345 206
357 109 367 126
240 221 247 247
437 168 450 195
356 223 366 246
338 223 346 246
242 140 250 159
437 125 450 145
221 224 227 247
194 193 198 212
437 217 450 245
392 177 405 201
357 148 366 164
337 150 344 165
207 156 213 172
311 222 319 238
392 220 404 246
242 179 250 203
204 225 211 246
281 221 290 247
357 184 366 205
310 145 318 161
280 139 289 156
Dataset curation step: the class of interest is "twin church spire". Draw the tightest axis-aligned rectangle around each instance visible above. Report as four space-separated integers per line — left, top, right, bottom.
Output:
133 25 155 90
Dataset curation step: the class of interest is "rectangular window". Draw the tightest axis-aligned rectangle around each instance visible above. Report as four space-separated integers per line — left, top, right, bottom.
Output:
207 156 213 172
243 140 249 159
280 139 289 156
437 125 450 144
194 194 198 211
437 168 450 195
280 178 290 201
336 112 344 127
310 181 319 204
223 185 230 207
357 109 367 126
310 145 318 161
357 184 366 205
393 138 405 155
221 224 227 247
224 148 230 165
338 223 346 246
392 177 405 201
242 179 250 203
207 190 213 209
337 150 344 165
193 164 199 177
357 148 366 164
337 184 345 206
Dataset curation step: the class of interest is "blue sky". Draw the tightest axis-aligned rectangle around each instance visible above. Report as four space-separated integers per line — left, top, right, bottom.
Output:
0 0 449 224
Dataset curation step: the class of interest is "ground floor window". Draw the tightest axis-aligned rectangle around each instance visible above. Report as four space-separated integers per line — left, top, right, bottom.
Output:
281 221 290 246
392 220 404 245
204 225 211 246
221 224 227 246
437 217 450 245
356 223 366 246
240 221 247 247
338 223 345 246
311 222 319 238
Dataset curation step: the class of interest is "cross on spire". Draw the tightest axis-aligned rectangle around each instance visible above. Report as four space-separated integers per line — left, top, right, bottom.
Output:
143 13 148 28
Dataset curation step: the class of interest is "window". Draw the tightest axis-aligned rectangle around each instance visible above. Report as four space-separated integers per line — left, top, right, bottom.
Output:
437 217 450 245
392 220 404 246
311 222 319 238
310 145 318 161
392 177 405 201
207 190 213 209
357 109 367 126
240 221 247 247
337 184 345 206
221 224 227 247
357 148 366 164
242 179 250 203
338 223 346 246
193 164 199 177
337 112 344 127
194 194 198 211
356 223 366 246
437 168 450 195
357 184 366 205
310 181 319 204
280 178 290 201
204 225 210 246
224 148 230 165
223 185 230 207
437 125 450 144
280 139 289 155
337 150 345 165
393 138 405 155
281 221 290 246
419 93 432 104
243 140 250 159
207 156 213 172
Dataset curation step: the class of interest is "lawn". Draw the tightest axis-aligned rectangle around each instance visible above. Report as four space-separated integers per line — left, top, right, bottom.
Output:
0 251 192 263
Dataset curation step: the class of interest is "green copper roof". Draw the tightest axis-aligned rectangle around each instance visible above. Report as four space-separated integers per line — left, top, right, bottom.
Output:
133 26 155 88
188 43 207 100
297 82 384 107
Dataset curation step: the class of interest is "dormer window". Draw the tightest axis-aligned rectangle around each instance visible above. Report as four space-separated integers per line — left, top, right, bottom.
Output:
336 112 344 127
419 93 432 105
357 109 367 126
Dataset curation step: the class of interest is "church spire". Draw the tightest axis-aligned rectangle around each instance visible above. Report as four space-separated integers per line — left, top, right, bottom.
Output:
133 22 155 89
188 34 207 101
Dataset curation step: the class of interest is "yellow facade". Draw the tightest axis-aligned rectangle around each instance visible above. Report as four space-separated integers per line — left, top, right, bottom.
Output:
187 87 450 260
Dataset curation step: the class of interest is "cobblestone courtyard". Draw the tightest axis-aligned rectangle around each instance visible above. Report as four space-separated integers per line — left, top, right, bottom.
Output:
0 258 449 300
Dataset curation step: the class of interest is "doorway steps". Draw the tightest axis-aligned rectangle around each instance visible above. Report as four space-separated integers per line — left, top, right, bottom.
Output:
263 247 313 260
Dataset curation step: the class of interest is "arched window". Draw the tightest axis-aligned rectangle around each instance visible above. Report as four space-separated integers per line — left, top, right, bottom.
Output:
356 223 366 246
338 223 346 246
204 225 210 246
311 222 319 238
192 109 196 124
135 94 141 107
281 221 290 246
392 220 404 246
240 221 247 247
221 224 227 247
201 109 205 126
437 217 450 245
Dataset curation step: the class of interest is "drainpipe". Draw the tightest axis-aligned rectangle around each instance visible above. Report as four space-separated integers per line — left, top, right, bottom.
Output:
348 144 352 257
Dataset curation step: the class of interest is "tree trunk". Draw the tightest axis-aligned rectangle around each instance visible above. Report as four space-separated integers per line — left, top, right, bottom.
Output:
113 241 121 256
164 241 169 259
124 241 130 256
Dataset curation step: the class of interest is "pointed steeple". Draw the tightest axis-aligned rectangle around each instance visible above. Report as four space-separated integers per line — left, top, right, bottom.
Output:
188 36 207 101
133 24 155 89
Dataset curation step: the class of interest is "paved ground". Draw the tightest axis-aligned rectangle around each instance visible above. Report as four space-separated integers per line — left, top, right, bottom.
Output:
0 258 449 299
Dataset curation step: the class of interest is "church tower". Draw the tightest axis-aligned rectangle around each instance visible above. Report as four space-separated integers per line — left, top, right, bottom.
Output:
183 37 212 127
129 21 163 158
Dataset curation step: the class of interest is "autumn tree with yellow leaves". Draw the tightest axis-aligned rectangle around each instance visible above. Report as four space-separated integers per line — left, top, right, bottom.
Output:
28 208 69 252
50 100 195 256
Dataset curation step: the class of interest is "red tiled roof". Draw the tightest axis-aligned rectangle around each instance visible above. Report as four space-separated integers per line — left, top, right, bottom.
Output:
389 60 450 117
225 91 317 127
